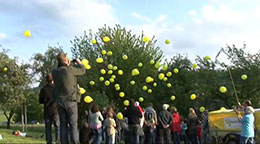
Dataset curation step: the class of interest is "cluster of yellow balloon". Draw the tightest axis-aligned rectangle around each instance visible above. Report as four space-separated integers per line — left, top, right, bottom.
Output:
81 59 91 70
91 39 97 44
158 73 165 80
103 36 110 42
143 36 149 42
89 81 95 86
122 55 128 60
124 100 129 106
165 39 170 44
155 62 161 69
241 74 247 80
145 76 154 83
204 56 211 61
132 68 140 76
119 92 125 98
170 95 175 101
192 64 197 69
96 58 103 63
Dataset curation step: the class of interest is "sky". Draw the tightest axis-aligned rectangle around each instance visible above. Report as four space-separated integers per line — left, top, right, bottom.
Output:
1 0 260 63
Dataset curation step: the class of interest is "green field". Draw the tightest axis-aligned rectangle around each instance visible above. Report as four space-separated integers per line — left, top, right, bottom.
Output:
0 112 45 143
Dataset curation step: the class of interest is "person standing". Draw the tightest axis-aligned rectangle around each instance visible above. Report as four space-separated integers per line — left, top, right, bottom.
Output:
170 107 181 144
124 99 142 144
39 73 60 144
144 103 157 144
157 104 173 144
235 106 255 144
103 112 117 144
187 108 199 144
52 52 86 144
89 103 104 144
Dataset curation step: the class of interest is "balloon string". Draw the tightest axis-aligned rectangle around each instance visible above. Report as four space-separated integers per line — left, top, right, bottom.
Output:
228 68 240 104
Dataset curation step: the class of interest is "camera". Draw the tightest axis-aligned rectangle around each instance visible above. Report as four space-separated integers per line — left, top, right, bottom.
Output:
72 59 77 62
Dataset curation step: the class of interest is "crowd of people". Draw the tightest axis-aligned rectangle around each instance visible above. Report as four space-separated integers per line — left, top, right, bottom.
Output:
39 52 255 144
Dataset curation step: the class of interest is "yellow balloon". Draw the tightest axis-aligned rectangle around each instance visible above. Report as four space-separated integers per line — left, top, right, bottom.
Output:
138 63 143 67
220 107 226 111
153 83 157 87
99 77 104 81
167 83 172 88
111 75 116 79
200 107 205 112
107 51 113 56
96 58 103 63
170 96 175 101
241 74 247 80
117 112 124 120
166 72 172 77
85 64 91 70
130 80 135 85
24 30 31 37
91 39 96 44
219 86 227 93
143 86 148 91
101 50 107 55
163 77 168 81
139 97 144 102
108 70 113 75
158 73 165 80
100 69 106 74
204 56 211 61
147 89 152 93
81 59 89 65
165 39 170 44
124 100 130 106
108 64 113 69
89 81 95 85
150 60 155 65
155 62 161 69
143 36 150 42
173 68 179 74
122 55 128 60
3 67 8 72
80 87 86 95
109 78 115 83
190 94 197 100
145 76 154 83
84 96 93 103
105 80 110 86
114 84 120 88
119 92 125 98
132 68 140 76
118 70 123 75
115 87 120 91
113 66 118 71
192 64 197 69
103 36 110 42
163 65 168 71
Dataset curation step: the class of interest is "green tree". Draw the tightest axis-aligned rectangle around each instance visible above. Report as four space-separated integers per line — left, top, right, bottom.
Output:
0 48 30 128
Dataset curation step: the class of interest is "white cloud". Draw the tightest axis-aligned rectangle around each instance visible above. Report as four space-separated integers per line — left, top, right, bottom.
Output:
0 0 117 37
0 33 6 40
131 12 152 23
188 10 197 16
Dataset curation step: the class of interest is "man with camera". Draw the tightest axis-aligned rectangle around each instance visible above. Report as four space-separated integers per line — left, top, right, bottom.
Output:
52 52 86 144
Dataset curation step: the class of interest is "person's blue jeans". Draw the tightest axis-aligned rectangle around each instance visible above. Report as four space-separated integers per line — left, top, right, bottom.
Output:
144 126 156 144
189 136 199 144
172 132 180 144
45 114 60 144
58 102 79 144
240 136 254 144
129 124 140 144
93 128 102 144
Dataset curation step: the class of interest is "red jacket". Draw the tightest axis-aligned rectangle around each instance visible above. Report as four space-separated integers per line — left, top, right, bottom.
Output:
170 113 181 132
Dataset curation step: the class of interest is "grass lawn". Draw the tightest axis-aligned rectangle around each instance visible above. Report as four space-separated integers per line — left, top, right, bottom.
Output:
0 125 46 143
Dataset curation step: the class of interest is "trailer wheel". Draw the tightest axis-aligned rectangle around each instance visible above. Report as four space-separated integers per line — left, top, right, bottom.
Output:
223 133 240 144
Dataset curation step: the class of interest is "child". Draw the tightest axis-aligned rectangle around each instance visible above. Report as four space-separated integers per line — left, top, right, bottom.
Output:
104 112 117 144
181 119 188 144
79 120 92 144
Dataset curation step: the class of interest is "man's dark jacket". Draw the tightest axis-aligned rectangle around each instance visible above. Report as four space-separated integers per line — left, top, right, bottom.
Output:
124 105 142 125
52 64 86 104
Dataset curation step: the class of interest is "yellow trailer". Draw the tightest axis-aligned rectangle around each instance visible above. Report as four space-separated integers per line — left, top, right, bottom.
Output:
208 108 260 144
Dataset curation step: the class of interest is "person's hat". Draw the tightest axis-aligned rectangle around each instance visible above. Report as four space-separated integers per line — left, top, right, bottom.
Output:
135 101 140 106
163 104 169 110
245 106 255 114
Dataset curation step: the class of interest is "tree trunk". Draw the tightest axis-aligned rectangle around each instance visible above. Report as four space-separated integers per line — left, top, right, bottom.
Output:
4 111 14 129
